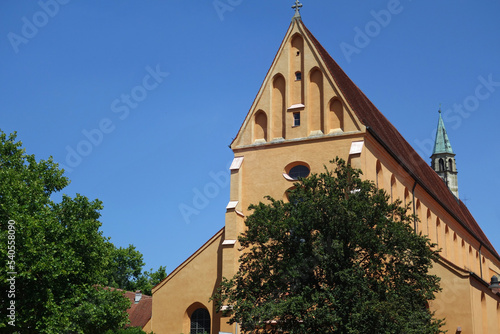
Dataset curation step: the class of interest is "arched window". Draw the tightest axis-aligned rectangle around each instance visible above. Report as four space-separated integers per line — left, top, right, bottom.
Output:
426 208 432 241
461 239 466 269
404 187 410 207
308 68 324 133
452 232 457 263
254 110 268 142
191 308 210 334
329 98 344 131
481 292 488 334
290 34 303 108
435 218 441 248
438 158 445 172
390 175 397 203
468 245 473 272
444 225 450 259
415 200 422 234
272 75 286 139
448 158 453 171
376 161 383 189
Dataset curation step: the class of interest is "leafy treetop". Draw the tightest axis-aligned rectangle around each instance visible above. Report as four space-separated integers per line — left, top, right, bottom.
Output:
0 131 161 333
214 158 444 334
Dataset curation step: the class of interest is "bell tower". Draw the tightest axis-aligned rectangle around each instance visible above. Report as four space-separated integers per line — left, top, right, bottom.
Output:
431 109 459 198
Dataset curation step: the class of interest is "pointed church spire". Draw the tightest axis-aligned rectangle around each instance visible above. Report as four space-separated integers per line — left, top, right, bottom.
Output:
432 108 454 155
292 0 303 20
431 107 459 198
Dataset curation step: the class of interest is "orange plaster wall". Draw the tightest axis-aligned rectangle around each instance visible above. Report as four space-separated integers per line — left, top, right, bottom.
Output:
151 17 500 334
150 230 224 334
142 319 152 333
235 136 364 218
363 139 500 333
430 261 474 333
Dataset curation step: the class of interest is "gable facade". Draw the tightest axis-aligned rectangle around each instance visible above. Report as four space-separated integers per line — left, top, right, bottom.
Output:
151 16 500 334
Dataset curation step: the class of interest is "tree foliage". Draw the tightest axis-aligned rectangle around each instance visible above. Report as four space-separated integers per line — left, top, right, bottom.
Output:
106 245 146 291
105 327 154 334
133 265 167 296
104 244 167 296
0 131 153 333
214 158 444 334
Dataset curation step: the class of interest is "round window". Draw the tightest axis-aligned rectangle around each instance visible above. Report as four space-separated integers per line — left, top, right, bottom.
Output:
283 162 311 181
288 165 310 180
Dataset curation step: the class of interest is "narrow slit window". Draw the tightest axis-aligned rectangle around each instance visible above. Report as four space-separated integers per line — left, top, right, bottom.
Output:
295 71 302 81
439 158 445 171
293 112 300 126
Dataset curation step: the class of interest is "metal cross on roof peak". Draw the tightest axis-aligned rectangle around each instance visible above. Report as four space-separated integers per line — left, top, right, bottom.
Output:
292 0 303 19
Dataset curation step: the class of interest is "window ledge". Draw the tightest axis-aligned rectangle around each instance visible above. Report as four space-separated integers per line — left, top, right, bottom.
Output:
288 104 305 110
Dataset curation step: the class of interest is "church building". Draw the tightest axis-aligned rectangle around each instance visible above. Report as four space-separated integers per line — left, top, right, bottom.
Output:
148 4 500 333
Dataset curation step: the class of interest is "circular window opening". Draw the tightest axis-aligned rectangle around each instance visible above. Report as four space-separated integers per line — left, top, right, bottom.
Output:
288 165 310 180
283 162 311 181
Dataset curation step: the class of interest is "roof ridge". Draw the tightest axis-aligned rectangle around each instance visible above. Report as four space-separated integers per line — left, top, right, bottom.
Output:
299 21 498 260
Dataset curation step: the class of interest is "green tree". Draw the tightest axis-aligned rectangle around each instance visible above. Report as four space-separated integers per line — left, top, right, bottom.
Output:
107 245 146 291
104 244 167 295
214 158 444 334
134 265 167 296
0 131 130 333
105 327 154 334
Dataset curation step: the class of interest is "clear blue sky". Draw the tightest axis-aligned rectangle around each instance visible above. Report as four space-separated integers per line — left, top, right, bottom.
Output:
1 1 499 274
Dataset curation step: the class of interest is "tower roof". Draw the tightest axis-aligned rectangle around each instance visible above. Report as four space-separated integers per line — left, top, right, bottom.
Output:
432 110 454 155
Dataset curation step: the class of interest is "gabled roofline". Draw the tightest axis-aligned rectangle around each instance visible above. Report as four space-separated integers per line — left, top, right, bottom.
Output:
300 22 499 262
230 19 364 149
230 20 296 148
367 127 500 263
152 227 225 293
228 18 498 264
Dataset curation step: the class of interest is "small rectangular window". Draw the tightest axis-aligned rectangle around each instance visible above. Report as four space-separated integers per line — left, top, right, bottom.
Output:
293 112 300 126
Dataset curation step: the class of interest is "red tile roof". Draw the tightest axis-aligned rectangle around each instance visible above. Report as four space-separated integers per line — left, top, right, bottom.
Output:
123 291 152 329
301 22 499 260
